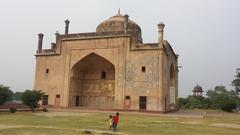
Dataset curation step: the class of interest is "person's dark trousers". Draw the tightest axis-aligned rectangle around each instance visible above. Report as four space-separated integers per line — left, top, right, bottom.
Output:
112 123 117 132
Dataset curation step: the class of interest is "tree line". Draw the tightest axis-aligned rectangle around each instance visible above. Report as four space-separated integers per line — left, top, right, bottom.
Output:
179 69 240 112
0 85 44 111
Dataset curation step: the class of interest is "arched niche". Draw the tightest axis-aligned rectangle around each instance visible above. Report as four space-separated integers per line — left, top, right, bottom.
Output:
69 53 115 108
169 63 176 106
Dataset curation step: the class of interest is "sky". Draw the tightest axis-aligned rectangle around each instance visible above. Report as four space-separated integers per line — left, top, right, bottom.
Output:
0 0 240 97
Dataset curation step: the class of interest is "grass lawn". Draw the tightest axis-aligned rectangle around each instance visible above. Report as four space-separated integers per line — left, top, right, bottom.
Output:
0 111 239 135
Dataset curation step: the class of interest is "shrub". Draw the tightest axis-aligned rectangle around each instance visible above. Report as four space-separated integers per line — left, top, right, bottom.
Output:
178 97 188 109
21 90 44 111
9 108 17 113
185 96 208 109
0 84 14 105
43 107 48 112
207 86 239 112
221 99 237 112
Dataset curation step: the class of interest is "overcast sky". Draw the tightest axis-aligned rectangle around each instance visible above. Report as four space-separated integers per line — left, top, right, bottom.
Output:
0 0 239 97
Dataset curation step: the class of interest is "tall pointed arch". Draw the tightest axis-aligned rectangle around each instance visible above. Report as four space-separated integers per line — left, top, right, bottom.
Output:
170 63 175 87
69 52 115 108
169 63 176 107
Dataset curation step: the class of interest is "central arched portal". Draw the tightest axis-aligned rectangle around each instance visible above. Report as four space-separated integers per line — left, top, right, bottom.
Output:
69 53 115 108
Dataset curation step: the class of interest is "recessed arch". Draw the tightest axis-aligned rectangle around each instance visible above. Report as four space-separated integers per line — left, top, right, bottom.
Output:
170 63 175 86
71 52 115 70
71 52 115 76
169 63 176 108
69 52 115 108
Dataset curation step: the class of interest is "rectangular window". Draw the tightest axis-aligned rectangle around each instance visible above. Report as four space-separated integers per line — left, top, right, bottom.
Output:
142 66 146 72
101 71 106 79
139 96 147 110
45 68 49 74
125 96 130 100
56 95 60 98
75 96 80 106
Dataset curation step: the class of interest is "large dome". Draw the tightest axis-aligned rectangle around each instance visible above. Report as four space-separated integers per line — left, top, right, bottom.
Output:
96 11 142 43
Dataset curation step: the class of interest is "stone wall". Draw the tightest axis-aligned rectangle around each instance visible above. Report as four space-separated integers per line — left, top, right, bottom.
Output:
125 50 162 111
34 32 178 112
35 35 131 109
34 55 65 106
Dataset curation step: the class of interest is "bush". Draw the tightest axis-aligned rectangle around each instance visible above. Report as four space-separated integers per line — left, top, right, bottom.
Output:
9 108 17 113
185 96 209 109
178 98 188 109
0 84 14 105
43 107 48 112
207 86 239 112
221 100 237 112
21 90 44 111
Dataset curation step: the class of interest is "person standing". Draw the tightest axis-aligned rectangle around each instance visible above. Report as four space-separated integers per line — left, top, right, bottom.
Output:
112 112 119 132
107 115 113 130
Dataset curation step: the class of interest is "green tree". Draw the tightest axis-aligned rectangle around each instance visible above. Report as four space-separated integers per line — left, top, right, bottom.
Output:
178 97 188 109
221 99 237 112
0 84 14 105
13 92 23 101
21 90 44 111
232 68 240 94
207 86 238 112
185 96 209 109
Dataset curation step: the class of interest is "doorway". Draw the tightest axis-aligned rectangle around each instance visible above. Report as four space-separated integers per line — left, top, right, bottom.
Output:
139 96 147 110
124 96 131 109
76 96 80 106
55 95 60 107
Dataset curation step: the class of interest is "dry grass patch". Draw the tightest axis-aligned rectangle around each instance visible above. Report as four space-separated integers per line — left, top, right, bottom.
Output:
0 111 240 135
210 123 240 129
34 112 92 117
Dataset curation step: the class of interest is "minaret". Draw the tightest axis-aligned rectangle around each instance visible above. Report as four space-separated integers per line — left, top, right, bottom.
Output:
65 19 70 35
124 14 129 34
37 33 44 53
157 22 165 46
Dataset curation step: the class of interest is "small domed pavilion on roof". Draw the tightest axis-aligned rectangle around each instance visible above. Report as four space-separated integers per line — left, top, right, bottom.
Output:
34 10 179 113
